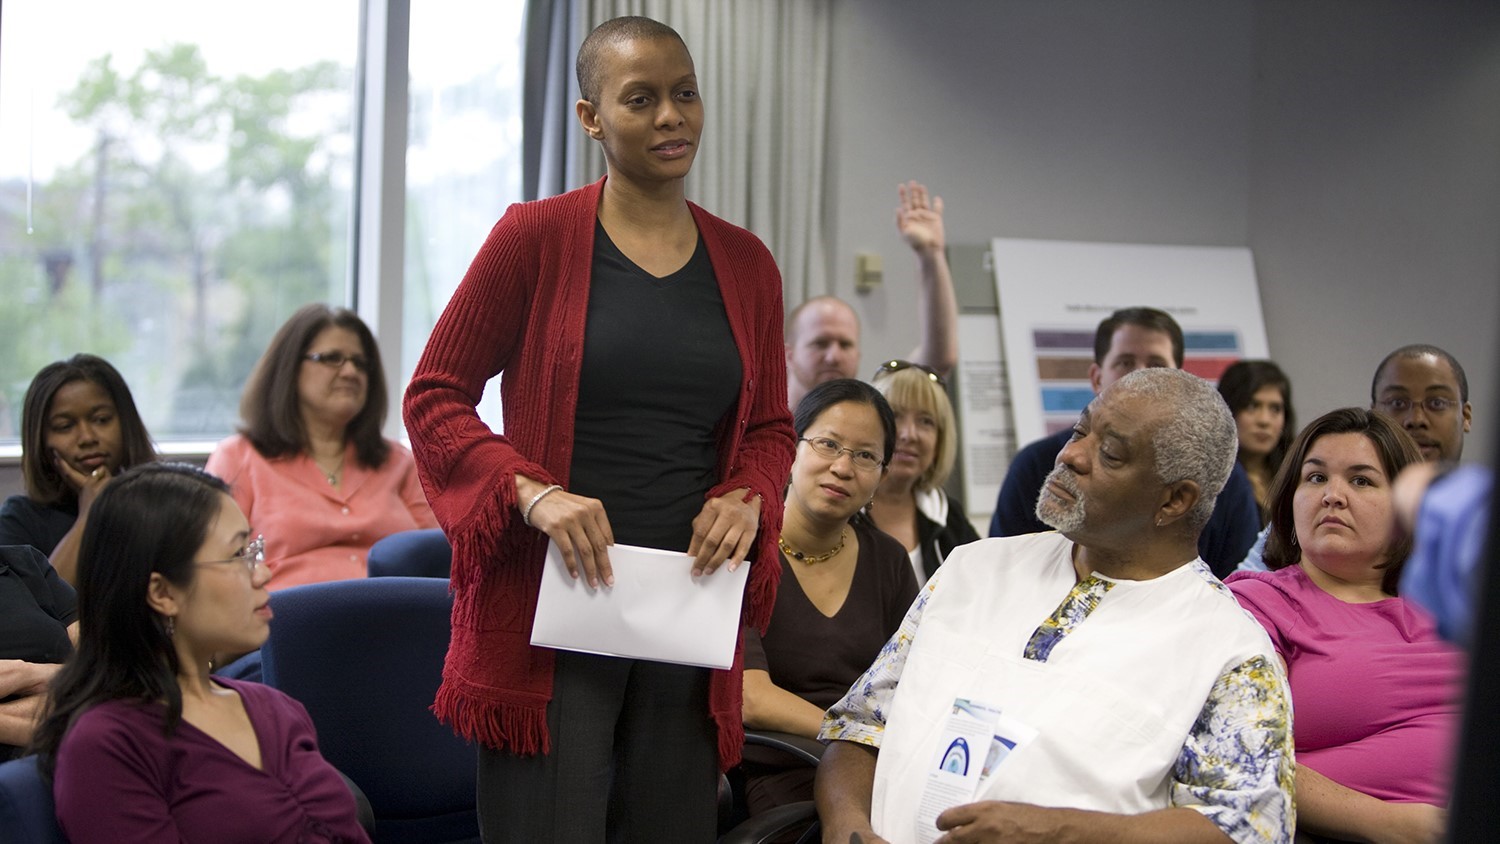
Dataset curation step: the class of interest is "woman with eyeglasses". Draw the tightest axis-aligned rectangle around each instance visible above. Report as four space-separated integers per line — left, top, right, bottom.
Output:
0 354 157 586
32 462 371 843
868 359 980 582
206 304 436 589
740 379 918 815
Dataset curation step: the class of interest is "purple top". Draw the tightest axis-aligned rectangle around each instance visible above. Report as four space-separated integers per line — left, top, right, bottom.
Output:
1227 566 1463 804
53 677 369 843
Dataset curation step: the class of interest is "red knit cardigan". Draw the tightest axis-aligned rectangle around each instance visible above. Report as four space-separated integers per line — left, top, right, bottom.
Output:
402 178 795 770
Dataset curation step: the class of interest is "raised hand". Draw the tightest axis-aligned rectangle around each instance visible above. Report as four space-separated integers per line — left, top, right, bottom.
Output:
896 180 946 257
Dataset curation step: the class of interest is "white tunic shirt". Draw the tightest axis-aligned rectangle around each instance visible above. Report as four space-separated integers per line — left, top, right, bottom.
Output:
821 532 1294 844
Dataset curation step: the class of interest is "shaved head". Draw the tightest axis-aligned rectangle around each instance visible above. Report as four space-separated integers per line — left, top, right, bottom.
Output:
576 16 687 103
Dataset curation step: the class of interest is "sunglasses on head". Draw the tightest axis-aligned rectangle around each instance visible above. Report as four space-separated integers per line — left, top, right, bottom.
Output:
873 359 946 388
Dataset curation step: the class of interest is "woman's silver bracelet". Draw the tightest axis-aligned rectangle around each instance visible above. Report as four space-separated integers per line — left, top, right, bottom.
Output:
522 484 564 527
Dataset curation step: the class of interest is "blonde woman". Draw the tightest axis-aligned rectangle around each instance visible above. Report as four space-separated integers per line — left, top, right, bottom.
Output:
869 359 979 581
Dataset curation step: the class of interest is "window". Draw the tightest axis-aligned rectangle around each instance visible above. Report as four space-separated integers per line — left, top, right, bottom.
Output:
0 0 526 450
405 0 526 431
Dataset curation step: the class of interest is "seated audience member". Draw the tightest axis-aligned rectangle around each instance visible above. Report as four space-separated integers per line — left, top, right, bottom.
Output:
206 304 436 589
0 354 156 585
786 181 960 410
869 360 980 581
1227 409 1462 844
990 307 1260 578
818 368 1293 844
1395 462 1492 645
31 463 370 843
1216 359 1295 525
1240 344 1474 575
0 545 78 760
1370 343 1472 463
741 380 918 814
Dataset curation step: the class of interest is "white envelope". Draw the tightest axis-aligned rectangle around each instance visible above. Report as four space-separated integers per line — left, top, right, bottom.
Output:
529 540 750 669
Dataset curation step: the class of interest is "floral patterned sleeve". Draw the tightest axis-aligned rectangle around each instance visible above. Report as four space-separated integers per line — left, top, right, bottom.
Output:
1171 654 1295 844
818 569 945 748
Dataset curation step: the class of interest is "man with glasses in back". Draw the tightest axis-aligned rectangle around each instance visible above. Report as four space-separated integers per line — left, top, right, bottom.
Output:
1371 344 1473 464
1237 343 1477 577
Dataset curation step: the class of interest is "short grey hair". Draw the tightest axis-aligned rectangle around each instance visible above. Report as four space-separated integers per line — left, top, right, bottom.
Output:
1110 368 1238 532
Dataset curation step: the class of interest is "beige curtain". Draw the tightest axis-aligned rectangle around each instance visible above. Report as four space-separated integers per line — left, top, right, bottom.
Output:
561 0 832 305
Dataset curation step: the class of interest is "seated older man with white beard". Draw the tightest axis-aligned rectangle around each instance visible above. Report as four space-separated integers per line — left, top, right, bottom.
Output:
814 368 1294 844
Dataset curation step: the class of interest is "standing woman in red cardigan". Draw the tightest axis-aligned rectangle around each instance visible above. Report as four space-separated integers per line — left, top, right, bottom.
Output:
402 15 794 842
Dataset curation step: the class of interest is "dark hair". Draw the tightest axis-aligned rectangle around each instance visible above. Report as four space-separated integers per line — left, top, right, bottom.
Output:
575 15 688 103
31 463 231 780
20 354 157 505
1217 359 1296 470
238 303 390 469
793 378 897 467
1370 343 1469 403
1262 408 1423 594
1092 307 1185 368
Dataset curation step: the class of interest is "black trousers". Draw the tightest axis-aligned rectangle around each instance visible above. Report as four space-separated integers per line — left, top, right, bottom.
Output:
476 649 719 843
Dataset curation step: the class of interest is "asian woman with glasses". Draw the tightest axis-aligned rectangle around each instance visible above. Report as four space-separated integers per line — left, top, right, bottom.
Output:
740 378 919 816
32 462 370 843
869 359 980 582
205 303 436 590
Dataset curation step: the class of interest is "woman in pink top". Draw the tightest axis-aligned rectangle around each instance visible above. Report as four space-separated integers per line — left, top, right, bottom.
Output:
1227 408 1463 844
207 304 436 589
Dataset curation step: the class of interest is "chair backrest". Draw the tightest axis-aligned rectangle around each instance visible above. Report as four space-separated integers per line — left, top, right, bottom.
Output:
0 755 66 844
366 529 453 578
260 576 477 843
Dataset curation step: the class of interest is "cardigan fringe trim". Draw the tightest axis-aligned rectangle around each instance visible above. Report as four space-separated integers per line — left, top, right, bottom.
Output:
432 681 551 757
713 705 745 772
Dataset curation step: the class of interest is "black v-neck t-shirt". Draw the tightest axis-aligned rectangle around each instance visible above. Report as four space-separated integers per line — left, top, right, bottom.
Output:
567 221 742 551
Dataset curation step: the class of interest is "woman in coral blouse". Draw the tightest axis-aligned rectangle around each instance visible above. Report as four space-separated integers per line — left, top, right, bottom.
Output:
1227 408 1463 844
206 304 435 589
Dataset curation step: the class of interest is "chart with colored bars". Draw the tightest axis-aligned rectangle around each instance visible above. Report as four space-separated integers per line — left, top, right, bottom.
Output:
1033 327 1245 435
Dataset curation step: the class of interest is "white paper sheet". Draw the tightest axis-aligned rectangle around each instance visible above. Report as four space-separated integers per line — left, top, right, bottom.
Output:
529 540 750 669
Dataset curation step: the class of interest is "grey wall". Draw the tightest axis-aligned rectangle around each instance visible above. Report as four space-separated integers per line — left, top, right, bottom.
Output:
825 0 1500 465
1249 0 1500 449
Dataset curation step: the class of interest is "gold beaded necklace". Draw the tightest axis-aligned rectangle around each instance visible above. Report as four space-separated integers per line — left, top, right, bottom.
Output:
778 528 847 565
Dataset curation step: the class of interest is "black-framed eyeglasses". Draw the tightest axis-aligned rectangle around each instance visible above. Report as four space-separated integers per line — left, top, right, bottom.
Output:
799 437 884 471
873 359 945 388
196 535 267 577
1376 396 1461 415
305 351 370 372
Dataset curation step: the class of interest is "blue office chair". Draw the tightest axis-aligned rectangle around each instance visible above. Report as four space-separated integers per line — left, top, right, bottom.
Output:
0 755 66 844
366 529 452 578
260 576 477 843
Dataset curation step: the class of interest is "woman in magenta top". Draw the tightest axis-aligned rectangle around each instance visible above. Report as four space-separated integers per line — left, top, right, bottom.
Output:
32 463 368 843
1227 408 1463 844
